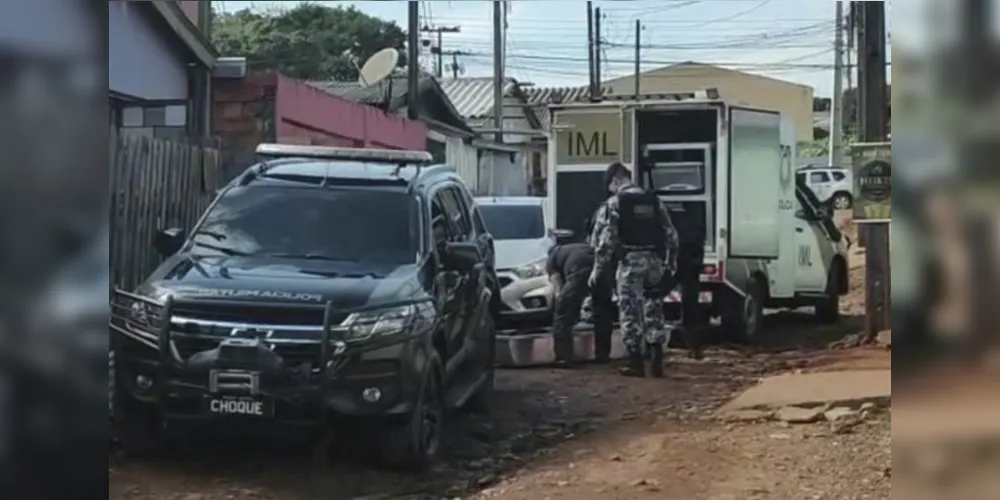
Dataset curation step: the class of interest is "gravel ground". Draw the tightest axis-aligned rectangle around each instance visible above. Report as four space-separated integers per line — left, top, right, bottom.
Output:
109 307 889 500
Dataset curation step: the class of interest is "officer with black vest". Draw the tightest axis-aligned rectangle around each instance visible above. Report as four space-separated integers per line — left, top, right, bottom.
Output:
589 162 679 377
663 201 707 360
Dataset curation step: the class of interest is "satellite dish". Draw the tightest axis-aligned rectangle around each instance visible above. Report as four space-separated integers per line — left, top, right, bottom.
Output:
358 48 400 88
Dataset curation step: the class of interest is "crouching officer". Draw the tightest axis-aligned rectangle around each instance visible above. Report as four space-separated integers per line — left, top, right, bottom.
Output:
589 162 679 378
546 242 614 366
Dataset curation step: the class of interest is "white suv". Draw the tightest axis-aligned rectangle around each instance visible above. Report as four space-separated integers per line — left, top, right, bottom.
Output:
475 197 569 330
797 166 854 210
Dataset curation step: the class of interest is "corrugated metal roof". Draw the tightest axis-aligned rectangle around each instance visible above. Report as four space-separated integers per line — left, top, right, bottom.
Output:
522 85 611 130
438 77 517 120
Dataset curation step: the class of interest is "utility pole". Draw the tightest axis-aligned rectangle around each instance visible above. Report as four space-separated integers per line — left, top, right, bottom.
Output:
493 0 504 143
828 0 845 168
422 25 461 78
594 7 602 92
407 0 420 120
845 2 855 106
634 20 642 98
440 50 471 79
586 2 596 99
857 0 889 339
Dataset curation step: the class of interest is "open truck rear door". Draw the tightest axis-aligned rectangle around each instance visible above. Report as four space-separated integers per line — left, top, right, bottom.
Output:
550 105 625 239
727 107 783 260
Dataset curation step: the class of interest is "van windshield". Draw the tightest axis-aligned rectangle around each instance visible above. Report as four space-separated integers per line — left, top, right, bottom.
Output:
191 187 419 263
478 204 545 240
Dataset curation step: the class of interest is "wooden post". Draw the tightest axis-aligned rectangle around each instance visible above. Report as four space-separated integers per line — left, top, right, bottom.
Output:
857 1 890 338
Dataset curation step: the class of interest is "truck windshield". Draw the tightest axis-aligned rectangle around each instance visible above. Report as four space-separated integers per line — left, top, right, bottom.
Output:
191 187 418 263
478 204 545 240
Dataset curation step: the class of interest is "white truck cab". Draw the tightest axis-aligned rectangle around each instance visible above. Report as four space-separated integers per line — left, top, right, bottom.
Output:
547 93 850 343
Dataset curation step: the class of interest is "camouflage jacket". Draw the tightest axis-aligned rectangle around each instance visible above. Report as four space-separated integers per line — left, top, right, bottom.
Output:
589 184 679 278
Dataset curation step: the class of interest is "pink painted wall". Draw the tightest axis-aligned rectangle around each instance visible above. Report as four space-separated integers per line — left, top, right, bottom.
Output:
273 75 426 150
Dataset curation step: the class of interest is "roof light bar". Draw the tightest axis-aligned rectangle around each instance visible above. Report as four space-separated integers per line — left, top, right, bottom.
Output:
255 143 434 164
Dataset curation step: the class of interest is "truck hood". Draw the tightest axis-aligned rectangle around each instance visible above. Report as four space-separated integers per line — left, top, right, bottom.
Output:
494 238 552 271
135 253 425 309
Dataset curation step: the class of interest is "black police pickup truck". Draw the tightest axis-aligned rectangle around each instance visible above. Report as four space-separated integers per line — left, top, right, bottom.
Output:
110 144 499 470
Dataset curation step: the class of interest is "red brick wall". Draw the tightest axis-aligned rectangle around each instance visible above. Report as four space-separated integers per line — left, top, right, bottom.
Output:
212 72 427 180
273 75 426 150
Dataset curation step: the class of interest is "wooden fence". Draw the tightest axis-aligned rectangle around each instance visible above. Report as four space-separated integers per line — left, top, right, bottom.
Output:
109 128 222 291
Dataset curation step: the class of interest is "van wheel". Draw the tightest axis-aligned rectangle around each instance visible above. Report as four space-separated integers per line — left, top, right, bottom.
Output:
722 277 766 344
815 264 843 324
464 313 496 415
381 366 444 471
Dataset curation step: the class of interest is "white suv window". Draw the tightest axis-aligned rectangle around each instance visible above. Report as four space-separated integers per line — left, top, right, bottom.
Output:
809 171 830 183
831 171 847 181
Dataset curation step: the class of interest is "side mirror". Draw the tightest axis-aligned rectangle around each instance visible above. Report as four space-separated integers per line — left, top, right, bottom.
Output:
550 228 575 244
550 228 574 238
443 241 480 272
153 227 186 256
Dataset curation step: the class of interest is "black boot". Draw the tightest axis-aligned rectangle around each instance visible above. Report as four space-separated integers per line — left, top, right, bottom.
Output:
618 352 646 377
649 343 665 378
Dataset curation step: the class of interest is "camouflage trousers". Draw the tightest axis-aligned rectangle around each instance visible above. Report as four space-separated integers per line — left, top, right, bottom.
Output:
616 251 669 355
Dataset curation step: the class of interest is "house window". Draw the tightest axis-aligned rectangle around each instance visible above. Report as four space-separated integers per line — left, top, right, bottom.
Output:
530 151 543 178
426 138 446 163
120 102 188 139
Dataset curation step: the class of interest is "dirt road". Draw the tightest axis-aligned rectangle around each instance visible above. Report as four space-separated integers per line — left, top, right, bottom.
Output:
109 311 889 500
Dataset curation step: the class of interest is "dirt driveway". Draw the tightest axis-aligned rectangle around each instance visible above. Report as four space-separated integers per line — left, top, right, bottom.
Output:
109 313 889 500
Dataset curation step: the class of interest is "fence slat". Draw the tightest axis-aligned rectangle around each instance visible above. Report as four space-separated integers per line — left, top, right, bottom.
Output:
109 131 222 291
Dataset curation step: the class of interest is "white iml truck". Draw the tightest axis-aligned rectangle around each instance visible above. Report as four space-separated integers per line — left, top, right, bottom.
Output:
546 92 851 343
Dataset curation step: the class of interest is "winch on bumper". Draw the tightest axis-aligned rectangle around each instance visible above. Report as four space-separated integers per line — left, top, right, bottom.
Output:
109 290 431 425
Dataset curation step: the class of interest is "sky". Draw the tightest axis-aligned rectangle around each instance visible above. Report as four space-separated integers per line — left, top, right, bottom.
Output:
217 0 908 98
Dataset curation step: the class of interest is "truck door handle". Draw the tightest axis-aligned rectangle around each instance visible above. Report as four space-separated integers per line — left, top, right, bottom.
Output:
795 228 804 233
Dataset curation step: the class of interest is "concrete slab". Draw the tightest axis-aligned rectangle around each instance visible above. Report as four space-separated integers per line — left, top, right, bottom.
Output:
719 370 891 413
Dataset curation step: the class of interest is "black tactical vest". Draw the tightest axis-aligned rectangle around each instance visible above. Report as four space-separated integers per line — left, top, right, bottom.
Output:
617 189 666 257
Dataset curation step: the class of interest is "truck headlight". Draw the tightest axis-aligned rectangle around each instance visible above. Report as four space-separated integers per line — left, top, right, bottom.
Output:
513 258 546 279
336 304 416 342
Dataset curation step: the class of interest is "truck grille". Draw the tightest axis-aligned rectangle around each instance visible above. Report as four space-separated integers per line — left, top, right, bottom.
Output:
172 301 336 326
172 336 322 366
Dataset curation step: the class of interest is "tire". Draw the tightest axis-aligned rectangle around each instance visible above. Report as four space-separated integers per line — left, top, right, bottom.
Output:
831 193 853 210
381 365 445 471
464 312 496 415
111 348 166 458
722 277 766 344
815 263 843 324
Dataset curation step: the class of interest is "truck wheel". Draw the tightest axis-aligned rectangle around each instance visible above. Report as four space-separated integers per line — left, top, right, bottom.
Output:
111 352 166 458
722 277 766 344
831 193 853 210
464 313 496 415
815 264 843 324
381 365 444 471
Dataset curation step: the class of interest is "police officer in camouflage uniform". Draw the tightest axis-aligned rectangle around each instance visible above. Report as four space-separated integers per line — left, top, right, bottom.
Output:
588 162 679 377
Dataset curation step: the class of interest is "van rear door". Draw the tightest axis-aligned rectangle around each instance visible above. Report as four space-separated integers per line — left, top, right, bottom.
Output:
727 107 784 260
